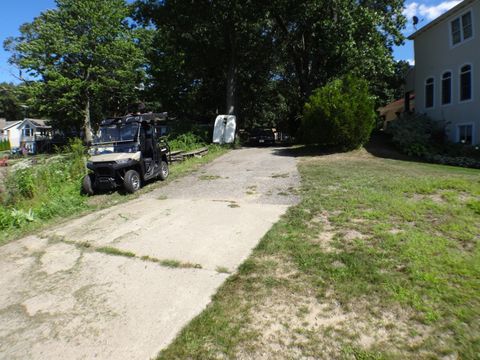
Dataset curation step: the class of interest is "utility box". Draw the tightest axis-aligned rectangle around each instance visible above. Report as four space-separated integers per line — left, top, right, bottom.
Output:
212 115 236 144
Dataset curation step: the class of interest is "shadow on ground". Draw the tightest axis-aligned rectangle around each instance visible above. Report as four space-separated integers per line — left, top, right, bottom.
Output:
271 132 421 163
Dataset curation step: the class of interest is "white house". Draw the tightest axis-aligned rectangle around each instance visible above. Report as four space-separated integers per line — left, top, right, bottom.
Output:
1 118 52 153
407 0 480 145
0 120 22 143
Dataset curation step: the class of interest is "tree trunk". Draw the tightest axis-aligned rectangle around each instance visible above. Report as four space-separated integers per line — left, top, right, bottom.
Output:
226 30 237 116
83 97 93 144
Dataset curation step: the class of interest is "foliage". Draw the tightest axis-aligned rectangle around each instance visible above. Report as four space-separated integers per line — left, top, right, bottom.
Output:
0 83 29 121
168 132 206 152
267 0 406 124
300 75 376 150
0 139 11 151
387 113 480 168
386 113 437 157
0 139 87 233
134 0 405 133
4 0 146 139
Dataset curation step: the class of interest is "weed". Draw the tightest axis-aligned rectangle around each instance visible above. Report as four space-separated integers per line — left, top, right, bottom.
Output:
271 173 289 179
216 266 231 274
96 247 135 258
199 175 222 181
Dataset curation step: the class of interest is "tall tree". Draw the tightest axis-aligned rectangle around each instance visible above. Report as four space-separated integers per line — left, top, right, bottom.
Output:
4 0 146 141
269 0 406 114
134 0 274 120
0 83 25 121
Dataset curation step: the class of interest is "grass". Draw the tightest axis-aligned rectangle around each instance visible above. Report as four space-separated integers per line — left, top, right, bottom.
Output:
199 175 222 181
0 144 229 246
96 246 135 258
157 149 480 359
140 255 202 269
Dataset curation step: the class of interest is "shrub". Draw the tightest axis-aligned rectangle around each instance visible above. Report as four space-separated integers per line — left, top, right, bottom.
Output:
299 75 376 150
386 113 440 157
168 132 206 152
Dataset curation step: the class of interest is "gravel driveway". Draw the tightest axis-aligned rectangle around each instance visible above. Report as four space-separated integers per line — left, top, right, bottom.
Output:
0 147 299 360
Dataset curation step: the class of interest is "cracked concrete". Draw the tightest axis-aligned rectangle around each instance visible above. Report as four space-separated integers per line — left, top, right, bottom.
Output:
0 147 299 360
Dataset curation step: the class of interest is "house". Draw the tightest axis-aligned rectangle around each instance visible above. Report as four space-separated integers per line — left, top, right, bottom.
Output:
408 0 480 145
0 120 22 143
1 118 52 154
378 93 416 129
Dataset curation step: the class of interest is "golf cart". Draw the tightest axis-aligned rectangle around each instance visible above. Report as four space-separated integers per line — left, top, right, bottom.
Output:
82 113 170 195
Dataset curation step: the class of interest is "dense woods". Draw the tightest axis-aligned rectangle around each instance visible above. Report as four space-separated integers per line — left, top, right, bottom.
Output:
3 0 408 143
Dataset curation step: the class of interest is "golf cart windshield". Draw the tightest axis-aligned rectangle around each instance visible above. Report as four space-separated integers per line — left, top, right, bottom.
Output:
93 123 139 144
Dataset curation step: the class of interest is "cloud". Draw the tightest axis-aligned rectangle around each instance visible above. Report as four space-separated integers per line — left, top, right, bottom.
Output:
403 1 461 22
406 59 415 66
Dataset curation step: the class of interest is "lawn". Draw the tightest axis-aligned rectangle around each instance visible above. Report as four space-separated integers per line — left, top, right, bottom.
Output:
158 149 480 359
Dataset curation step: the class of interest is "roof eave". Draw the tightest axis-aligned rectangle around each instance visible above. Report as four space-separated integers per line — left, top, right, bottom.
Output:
408 0 476 40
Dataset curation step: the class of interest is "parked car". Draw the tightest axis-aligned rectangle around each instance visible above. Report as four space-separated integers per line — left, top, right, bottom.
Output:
248 128 275 146
82 113 170 195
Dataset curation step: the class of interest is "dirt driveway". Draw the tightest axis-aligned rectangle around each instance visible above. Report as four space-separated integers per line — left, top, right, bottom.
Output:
0 147 299 360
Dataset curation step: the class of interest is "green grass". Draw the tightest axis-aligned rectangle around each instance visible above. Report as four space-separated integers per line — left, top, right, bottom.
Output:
157 149 480 359
0 144 228 246
96 246 135 258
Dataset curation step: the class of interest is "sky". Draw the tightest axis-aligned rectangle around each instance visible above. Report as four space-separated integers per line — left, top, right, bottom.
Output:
0 0 463 83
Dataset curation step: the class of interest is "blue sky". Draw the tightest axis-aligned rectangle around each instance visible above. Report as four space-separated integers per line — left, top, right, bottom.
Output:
0 0 463 83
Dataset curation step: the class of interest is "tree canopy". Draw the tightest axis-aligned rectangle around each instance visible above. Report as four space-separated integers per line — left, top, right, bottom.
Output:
4 0 408 138
4 0 146 140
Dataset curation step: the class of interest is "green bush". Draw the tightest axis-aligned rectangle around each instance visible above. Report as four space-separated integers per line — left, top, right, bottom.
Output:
299 75 376 150
168 132 206 152
0 139 10 151
386 113 438 157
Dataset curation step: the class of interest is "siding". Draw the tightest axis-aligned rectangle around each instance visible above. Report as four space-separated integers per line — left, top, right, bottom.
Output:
413 0 480 144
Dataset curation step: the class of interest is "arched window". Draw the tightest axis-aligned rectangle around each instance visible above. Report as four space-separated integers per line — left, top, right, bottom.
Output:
442 72 452 105
460 65 472 101
425 77 434 108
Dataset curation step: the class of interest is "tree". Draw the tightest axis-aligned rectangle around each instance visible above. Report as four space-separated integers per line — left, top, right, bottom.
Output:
268 0 406 128
134 0 276 123
4 0 146 141
135 0 406 133
300 75 376 149
0 83 26 121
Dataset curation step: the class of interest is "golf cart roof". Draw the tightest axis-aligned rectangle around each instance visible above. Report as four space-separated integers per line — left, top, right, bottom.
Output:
100 112 168 126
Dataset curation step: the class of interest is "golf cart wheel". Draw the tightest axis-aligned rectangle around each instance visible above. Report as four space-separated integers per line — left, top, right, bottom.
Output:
124 170 141 193
81 174 95 196
159 160 169 181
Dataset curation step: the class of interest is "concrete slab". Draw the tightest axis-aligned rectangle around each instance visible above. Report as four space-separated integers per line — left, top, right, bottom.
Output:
0 239 227 360
49 198 287 271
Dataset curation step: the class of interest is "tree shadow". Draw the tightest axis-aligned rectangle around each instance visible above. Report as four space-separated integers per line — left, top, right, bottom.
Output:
363 132 421 162
272 146 345 158
271 132 422 163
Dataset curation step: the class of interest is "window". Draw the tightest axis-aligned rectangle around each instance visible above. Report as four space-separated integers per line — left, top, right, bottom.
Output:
425 77 434 108
460 65 472 101
458 124 473 144
442 72 452 105
451 11 473 45
451 18 462 44
462 12 473 39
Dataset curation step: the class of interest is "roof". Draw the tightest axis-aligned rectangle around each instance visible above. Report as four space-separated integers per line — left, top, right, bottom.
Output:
378 94 415 115
408 0 477 40
24 118 52 128
1 120 22 130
